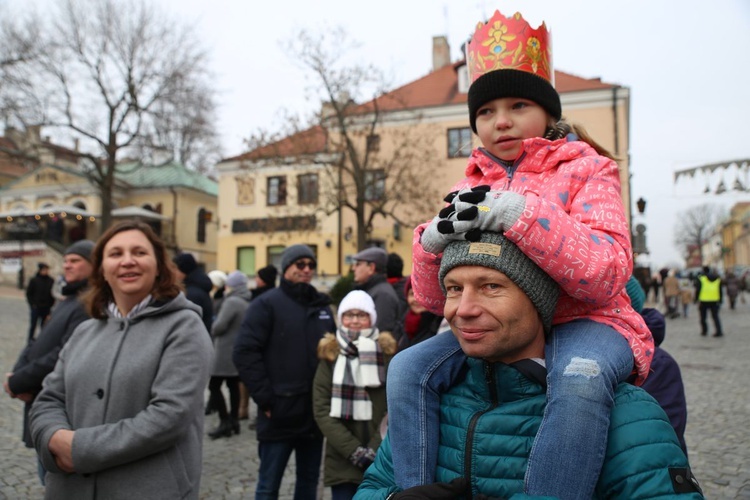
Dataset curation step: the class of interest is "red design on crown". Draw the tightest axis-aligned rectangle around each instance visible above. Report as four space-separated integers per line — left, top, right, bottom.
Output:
466 10 554 86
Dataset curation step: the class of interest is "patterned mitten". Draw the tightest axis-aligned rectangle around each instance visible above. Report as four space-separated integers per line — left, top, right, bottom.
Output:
439 189 526 241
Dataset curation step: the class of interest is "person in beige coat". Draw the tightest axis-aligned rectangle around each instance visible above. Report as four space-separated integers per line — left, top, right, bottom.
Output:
663 269 681 319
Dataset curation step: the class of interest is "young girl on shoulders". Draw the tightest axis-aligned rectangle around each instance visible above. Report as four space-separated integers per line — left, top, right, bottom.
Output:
388 10 653 499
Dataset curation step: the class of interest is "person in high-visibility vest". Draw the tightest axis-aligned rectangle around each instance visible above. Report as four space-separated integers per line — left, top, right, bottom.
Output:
695 266 723 337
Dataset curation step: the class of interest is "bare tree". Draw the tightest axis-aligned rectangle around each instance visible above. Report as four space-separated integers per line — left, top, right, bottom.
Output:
1 0 219 229
674 203 726 264
0 12 42 122
244 28 447 250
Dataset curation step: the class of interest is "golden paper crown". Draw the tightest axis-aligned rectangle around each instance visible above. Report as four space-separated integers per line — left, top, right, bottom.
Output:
466 10 554 86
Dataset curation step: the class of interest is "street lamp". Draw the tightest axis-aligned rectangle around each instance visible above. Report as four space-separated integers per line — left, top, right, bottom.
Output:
636 197 647 215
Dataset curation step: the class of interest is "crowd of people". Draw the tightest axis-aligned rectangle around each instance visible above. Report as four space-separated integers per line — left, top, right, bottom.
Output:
2 7 716 499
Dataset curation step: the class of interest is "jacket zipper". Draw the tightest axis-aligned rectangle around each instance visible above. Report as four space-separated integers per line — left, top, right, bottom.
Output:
462 362 499 498
478 148 527 186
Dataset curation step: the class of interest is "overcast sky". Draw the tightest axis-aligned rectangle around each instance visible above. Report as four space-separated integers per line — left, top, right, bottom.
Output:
10 0 750 268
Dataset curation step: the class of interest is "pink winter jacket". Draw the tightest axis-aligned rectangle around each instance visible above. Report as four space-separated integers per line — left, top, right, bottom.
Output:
412 138 653 384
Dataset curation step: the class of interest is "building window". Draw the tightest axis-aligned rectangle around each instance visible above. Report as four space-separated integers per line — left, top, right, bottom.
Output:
366 134 381 153
457 65 470 94
267 245 285 271
448 128 472 158
237 246 255 275
267 176 287 206
297 173 319 205
364 169 385 201
197 208 208 243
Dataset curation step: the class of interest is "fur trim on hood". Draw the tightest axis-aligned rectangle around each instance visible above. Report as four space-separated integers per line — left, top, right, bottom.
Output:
317 331 397 362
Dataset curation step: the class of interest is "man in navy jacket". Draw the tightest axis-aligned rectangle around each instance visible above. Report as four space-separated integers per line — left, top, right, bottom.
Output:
234 245 336 499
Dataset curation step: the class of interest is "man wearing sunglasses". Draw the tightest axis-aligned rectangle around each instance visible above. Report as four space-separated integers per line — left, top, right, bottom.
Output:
234 244 336 499
352 247 402 333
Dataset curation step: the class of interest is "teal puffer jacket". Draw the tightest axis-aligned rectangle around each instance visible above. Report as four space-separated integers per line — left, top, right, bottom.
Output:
356 359 702 499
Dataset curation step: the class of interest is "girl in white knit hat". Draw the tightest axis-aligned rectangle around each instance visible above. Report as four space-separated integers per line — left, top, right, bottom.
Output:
312 290 396 500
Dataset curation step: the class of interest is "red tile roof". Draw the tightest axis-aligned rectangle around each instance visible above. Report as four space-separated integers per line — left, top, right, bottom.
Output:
226 62 621 160
0 137 19 151
359 62 619 113
223 125 329 162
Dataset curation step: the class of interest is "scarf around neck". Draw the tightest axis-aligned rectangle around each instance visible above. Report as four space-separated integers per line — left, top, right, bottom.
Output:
330 325 385 421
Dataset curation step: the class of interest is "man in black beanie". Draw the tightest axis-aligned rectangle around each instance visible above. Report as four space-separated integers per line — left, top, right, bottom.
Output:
4 239 95 484
25 263 55 343
173 252 213 335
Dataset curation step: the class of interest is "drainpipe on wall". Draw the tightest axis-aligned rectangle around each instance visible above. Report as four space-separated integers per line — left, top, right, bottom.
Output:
337 165 343 276
169 187 178 251
611 86 620 157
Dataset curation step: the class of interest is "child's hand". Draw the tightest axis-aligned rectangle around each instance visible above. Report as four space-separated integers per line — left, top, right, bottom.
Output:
421 214 465 254
419 187 490 254
441 188 526 238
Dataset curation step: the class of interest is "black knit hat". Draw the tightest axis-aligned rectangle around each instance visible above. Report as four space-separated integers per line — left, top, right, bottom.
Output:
257 265 278 286
173 253 198 274
468 69 562 133
386 252 404 279
439 231 559 333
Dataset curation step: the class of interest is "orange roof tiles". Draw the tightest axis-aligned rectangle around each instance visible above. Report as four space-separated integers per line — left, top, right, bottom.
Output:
226 62 621 160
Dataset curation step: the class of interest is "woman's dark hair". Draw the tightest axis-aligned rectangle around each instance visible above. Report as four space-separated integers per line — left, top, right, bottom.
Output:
544 118 618 162
83 220 181 319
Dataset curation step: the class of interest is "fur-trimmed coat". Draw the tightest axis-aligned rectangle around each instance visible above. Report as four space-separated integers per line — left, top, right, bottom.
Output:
313 331 396 487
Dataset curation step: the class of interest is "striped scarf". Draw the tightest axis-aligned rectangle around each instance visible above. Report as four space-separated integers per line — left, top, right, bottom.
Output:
107 295 153 319
330 325 385 421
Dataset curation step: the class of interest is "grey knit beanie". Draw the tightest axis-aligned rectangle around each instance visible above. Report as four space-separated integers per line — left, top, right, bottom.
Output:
439 232 559 333
225 270 249 290
280 244 316 273
65 239 95 262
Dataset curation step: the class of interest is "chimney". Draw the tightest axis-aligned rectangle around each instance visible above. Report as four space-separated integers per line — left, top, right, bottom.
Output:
432 36 450 71
73 138 80 151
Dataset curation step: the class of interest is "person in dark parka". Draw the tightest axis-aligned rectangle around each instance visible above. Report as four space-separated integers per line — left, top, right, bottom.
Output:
233 245 336 499
626 275 688 455
26 262 56 342
6 241 95 443
4 240 95 483
173 252 213 335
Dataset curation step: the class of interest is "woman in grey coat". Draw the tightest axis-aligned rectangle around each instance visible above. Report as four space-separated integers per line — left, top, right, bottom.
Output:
30 220 212 500
207 270 252 439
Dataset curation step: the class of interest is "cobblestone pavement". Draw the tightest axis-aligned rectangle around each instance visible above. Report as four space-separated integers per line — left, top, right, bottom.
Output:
1 285 748 498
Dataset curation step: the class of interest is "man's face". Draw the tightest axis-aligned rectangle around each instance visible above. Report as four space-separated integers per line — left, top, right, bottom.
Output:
63 254 93 284
352 260 375 284
443 265 545 364
284 258 316 284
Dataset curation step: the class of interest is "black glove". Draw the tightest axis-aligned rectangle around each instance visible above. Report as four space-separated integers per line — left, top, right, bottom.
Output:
348 446 376 471
390 477 468 499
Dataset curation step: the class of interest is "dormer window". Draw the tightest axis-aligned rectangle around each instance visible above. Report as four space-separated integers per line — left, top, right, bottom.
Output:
457 64 470 94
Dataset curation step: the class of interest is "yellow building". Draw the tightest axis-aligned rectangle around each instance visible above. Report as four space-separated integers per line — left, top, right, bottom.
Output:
216 37 632 279
0 157 218 287
721 202 750 272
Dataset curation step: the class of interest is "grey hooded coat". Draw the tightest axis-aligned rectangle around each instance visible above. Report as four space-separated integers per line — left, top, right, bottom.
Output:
30 293 213 500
